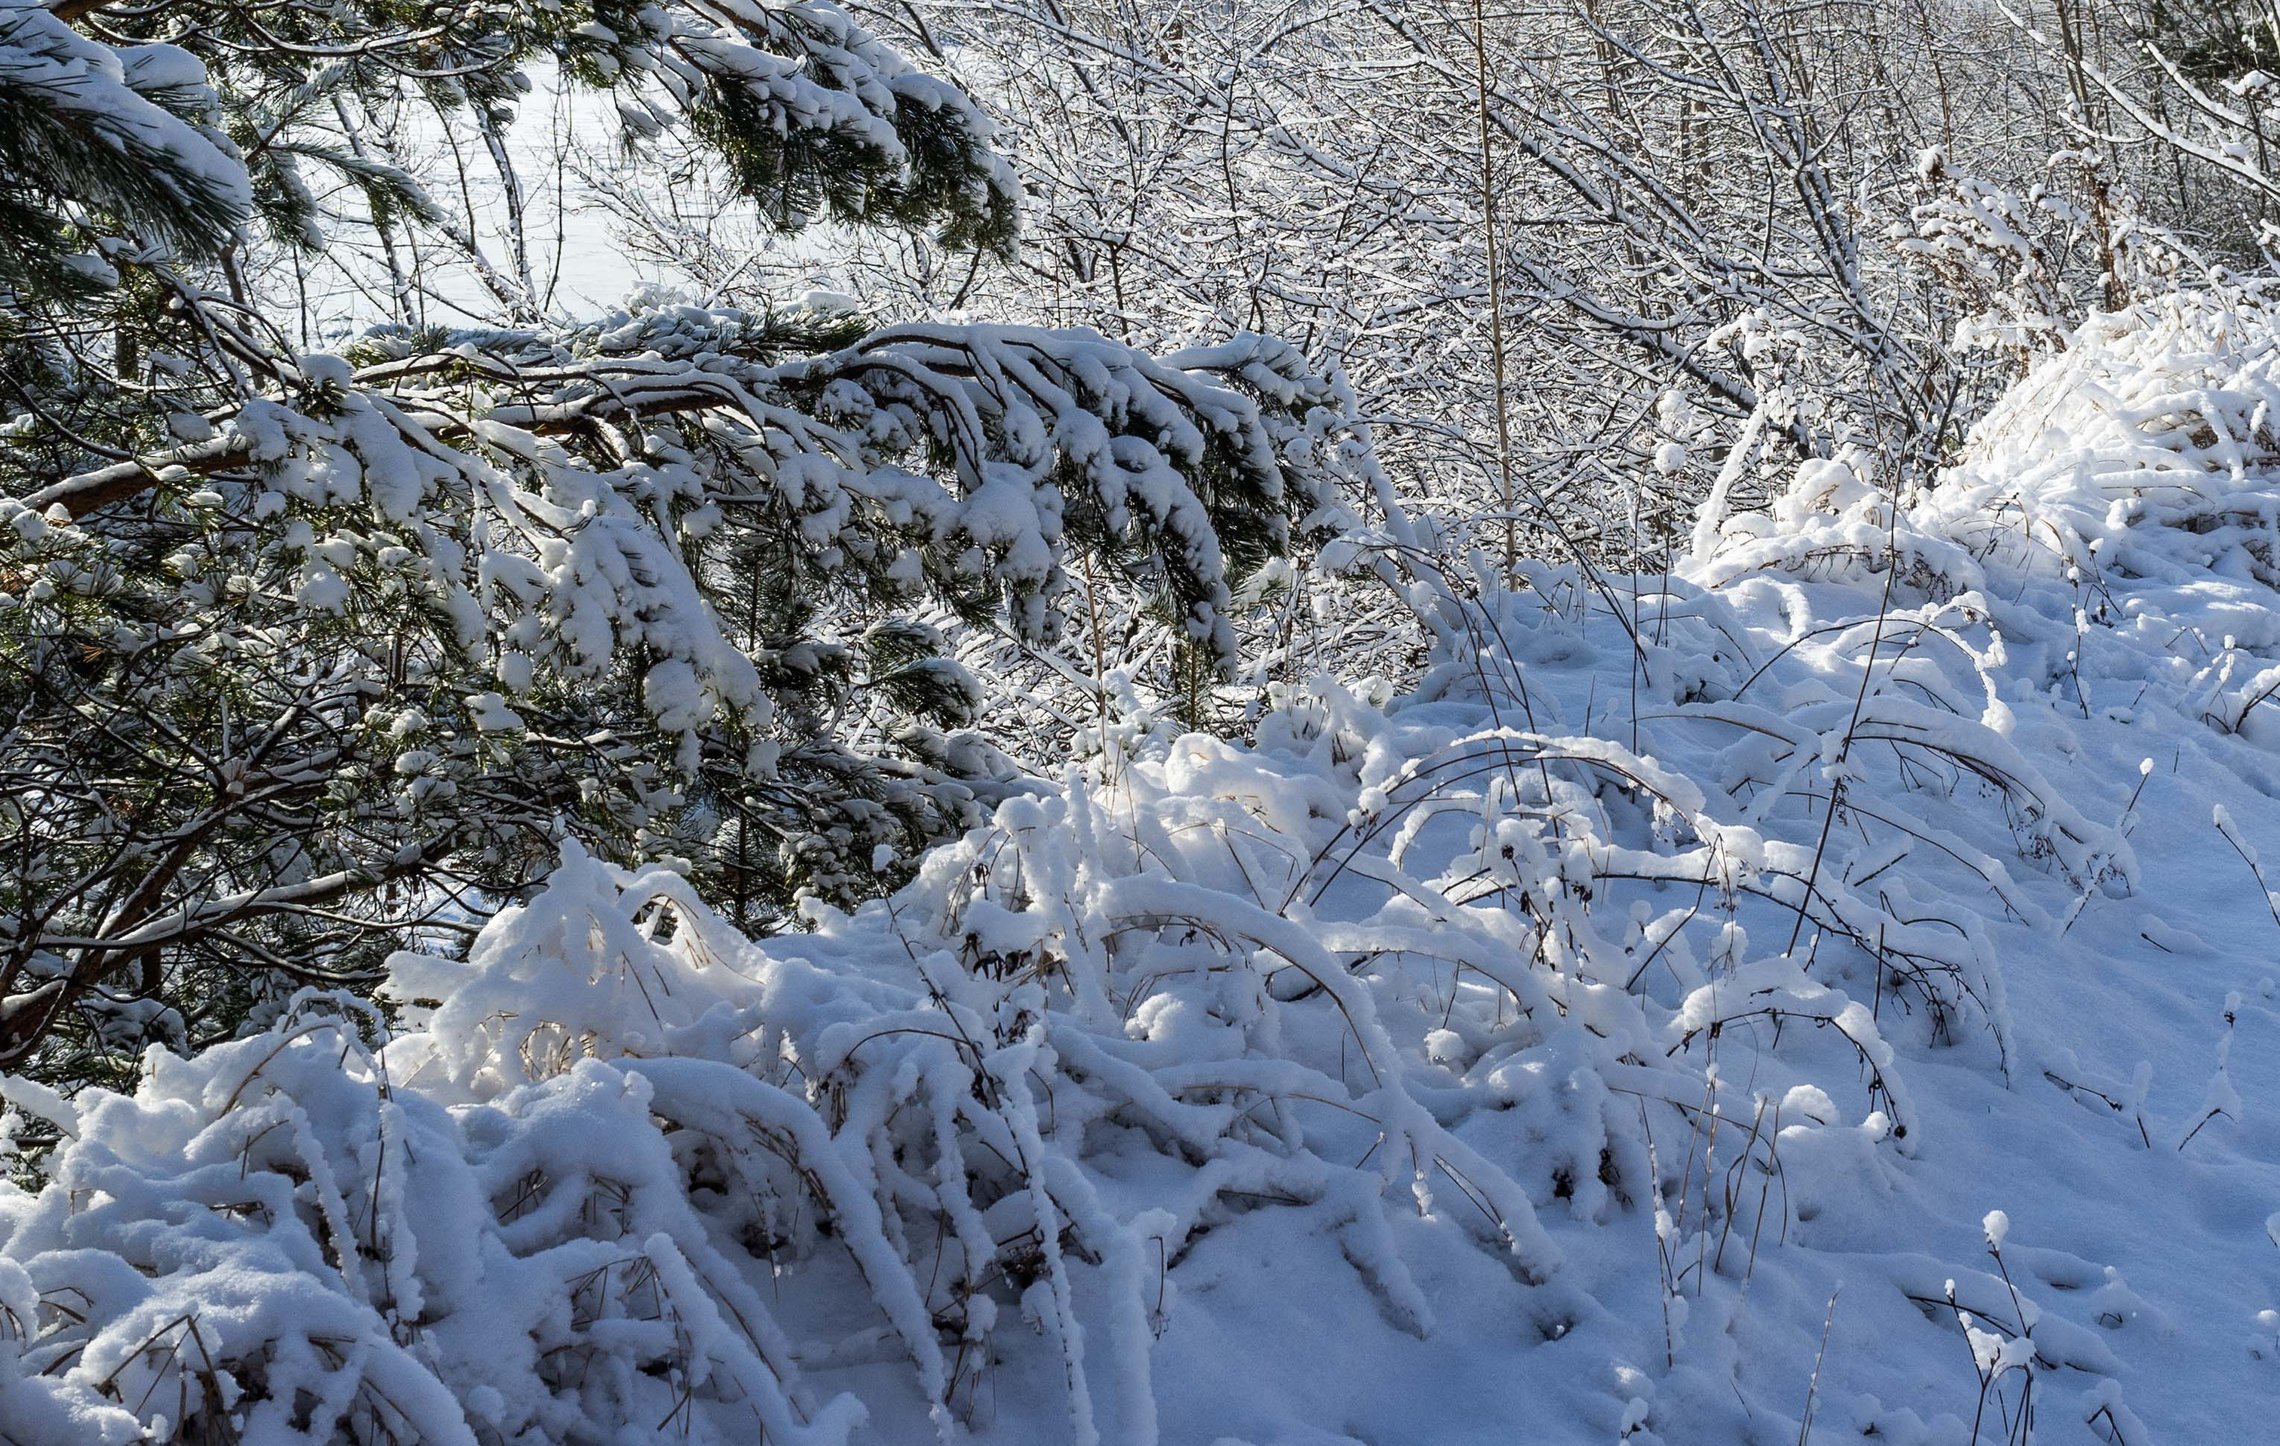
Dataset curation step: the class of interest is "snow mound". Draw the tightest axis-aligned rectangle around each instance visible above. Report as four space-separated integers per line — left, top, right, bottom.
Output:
1945 286 2280 585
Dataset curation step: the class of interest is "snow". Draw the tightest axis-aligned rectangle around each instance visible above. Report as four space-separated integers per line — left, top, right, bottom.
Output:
0 3 251 236
11 287 2280 1439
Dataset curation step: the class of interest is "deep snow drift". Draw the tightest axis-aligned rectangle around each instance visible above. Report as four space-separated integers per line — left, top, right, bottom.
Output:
4 292 2280 1443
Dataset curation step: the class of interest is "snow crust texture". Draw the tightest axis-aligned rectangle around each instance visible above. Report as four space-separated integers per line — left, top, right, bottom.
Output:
5 295 2280 1442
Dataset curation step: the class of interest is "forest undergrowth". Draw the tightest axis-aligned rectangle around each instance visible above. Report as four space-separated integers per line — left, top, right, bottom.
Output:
5 289 2280 1444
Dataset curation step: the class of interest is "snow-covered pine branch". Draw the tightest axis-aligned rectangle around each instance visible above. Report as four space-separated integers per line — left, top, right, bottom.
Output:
0 2 1358 1077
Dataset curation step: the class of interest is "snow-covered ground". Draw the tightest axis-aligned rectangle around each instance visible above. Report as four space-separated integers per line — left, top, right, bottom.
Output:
4 293 2280 1443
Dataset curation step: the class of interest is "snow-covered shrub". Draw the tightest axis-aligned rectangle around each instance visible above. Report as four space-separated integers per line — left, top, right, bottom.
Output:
0 609 2076 1441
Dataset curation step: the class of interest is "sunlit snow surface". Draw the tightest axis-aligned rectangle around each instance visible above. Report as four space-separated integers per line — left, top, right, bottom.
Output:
276 63 859 341
5 297 2280 1441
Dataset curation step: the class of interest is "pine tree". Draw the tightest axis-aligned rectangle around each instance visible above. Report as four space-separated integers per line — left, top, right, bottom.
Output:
0 0 1363 1081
